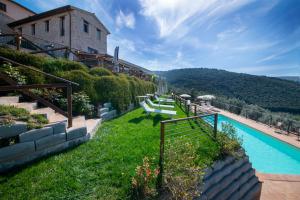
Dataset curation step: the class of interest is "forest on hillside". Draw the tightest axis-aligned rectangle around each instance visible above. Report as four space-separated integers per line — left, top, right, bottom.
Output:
157 68 300 114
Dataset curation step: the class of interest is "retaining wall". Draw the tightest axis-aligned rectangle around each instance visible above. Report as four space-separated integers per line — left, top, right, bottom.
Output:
0 122 89 172
198 156 262 200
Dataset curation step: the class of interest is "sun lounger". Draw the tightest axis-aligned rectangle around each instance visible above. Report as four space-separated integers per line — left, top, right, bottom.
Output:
146 98 174 109
155 95 175 103
140 101 176 117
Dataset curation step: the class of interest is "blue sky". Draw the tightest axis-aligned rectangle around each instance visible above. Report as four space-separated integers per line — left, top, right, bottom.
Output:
15 0 300 76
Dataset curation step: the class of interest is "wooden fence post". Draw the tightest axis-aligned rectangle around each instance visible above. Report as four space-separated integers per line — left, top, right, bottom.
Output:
214 113 218 139
67 84 73 128
16 35 21 51
158 121 165 188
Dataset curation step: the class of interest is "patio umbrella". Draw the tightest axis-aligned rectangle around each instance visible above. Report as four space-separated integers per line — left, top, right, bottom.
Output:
180 94 191 98
197 95 216 101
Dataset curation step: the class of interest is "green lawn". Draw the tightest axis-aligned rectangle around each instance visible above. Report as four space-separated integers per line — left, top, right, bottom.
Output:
0 105 191 199
0 103 222 199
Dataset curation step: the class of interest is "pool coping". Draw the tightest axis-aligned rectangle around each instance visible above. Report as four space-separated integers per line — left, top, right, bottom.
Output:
218 109 300 149
257 172 300 182
256 172 300 200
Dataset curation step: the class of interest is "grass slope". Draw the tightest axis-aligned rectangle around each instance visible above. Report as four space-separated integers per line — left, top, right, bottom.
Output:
0 105 192 199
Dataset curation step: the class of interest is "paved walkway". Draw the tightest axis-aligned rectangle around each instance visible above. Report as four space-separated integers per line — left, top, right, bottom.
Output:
257 173 300 200
217 109 300 149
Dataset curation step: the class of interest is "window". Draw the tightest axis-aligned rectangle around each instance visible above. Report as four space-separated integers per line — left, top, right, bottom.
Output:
45 20 50 32
31 24 35 35
83 20 89 33
96 29 101 40
60 16 65 36
88 47 98 54
0 2 6 12
18 27 22 34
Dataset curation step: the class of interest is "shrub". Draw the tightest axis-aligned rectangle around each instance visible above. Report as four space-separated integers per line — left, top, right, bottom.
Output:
131 157 159 199
0 47 157 114
42 59 88 74
59 70 97 103
164 140 203 199
57 92 95 117
0 47 88 74
0 63 26 84
217 122 243 159
94 76 127 111
89 67 113 76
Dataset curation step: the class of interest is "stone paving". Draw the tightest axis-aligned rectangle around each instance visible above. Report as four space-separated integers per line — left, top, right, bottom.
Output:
257 173 300 200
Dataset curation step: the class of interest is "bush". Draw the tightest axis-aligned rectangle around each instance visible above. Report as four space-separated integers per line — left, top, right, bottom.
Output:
217 122 243 159
131 157 159 199
0 63 26 84
0 47 88 75
164 140 203 199
94 76 128 111
57 92 95 117
89 67 113 76
0 47 157 114
59 70 98 103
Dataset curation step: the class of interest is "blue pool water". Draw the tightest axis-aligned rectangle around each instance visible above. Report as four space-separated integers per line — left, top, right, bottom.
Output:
216 114 300 174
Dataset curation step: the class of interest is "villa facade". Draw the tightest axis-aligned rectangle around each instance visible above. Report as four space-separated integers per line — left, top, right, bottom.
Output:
0 1 153 79
0 0 35 33
7 5 110 54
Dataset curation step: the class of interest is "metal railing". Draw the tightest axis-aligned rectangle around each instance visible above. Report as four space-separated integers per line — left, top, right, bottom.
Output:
158 109 218 187
0 33 79 59
0 55 79 127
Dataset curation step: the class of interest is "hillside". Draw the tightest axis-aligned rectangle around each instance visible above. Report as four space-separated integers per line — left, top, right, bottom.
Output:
157 68 300 114
278 76 300 83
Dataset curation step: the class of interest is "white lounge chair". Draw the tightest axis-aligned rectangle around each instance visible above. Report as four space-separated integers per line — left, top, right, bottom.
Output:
146 98 174 109
155 95 175 103
140 101 176 117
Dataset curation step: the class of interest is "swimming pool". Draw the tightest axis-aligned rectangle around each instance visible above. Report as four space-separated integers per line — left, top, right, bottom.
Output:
216 114 300 175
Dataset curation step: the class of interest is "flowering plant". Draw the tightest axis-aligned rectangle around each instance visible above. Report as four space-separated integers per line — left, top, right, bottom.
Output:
131 157 159 199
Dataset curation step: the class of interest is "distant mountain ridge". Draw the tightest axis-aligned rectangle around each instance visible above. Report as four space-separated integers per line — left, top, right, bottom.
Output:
157 68 300 114
278 76 300 83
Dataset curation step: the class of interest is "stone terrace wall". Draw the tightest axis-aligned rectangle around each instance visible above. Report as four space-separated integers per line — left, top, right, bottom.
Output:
0 122 88 172
198 156 262 200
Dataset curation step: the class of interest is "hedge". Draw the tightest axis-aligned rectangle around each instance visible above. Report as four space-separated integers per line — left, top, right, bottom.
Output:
89 67 113 76
0 47 156 112
0 47 88 74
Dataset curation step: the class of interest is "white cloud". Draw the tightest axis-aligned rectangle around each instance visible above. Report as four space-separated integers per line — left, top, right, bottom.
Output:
176 51 182 61
217 26 247 41
34 0 114 25
108 36 136 56
139 0 254 38
116 10 136 29
257 42 300 63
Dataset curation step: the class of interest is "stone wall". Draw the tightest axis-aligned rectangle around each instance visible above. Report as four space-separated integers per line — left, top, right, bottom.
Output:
0 122 89 172
11 8 108 54
198 156 262 200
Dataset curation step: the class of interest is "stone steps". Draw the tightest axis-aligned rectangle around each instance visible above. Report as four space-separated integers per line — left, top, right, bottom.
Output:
31 107 55 119
0 96 20 104
198 156 262 200
0 95 102 137
9 102 38 112
98 102 117 121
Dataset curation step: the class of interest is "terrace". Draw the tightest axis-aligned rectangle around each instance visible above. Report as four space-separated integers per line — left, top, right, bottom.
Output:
0 103 200 198
0 95 261 199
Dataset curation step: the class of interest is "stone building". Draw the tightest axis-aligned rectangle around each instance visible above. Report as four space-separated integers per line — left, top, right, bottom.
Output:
0 0 35 33
7 5 110 54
